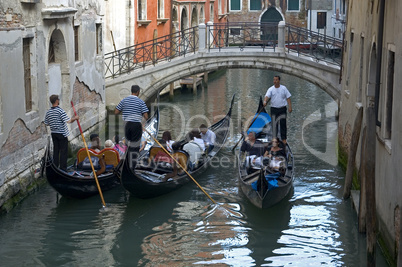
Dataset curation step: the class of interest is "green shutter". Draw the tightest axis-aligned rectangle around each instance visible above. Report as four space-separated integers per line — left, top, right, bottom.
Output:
250 0 261 10
288 0 299 11
231 0 240 10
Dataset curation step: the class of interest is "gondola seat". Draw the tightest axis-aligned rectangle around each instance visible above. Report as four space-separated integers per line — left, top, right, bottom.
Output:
76 148 121 170
148 146 189 172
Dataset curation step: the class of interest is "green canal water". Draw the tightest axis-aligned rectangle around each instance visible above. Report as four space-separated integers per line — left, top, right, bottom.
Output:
0 69 389 266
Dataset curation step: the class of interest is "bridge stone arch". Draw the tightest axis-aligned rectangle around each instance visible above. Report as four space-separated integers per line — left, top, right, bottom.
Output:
105 51 341 107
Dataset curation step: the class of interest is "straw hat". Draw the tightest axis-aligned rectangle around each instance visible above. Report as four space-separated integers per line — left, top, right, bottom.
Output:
105 139 114 148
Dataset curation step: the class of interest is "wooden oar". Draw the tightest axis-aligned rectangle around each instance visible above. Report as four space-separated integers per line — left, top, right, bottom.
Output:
232 106 265 151
143 128 217 204
71 101 107 208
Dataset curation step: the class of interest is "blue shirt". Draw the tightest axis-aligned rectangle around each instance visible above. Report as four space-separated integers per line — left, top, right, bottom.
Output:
115 95 149 122
44 106 70 137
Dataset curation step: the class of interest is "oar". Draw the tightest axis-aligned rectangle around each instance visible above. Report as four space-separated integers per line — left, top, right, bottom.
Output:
143 128 217 204
232 106 265 151
71 101 107 208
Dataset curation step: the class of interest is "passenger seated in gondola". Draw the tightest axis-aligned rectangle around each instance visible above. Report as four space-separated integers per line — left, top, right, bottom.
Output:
89 133 101 152
263 137 286 171
183 129 205 170
152 140 174 167
240 131 266 169
199 124 216 153
105 139 114 148
113 134 127 157
161 131 175 153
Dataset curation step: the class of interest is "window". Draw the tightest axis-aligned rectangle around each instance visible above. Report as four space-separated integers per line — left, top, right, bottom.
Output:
74 25 79 61
23 38 32 112
357 36 364 102
250 0 261 10
48 36 55 63
346 32 353 86
385 50 394 139
210 4 214 22
230 0 241 11
317 12 327 29
158 0 164 18
288 0 299 11
218 0 222 14
138 0 146 20
96 23 102 55
230 28 240 35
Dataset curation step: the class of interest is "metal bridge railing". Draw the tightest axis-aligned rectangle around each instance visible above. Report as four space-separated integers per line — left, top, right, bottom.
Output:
285 24 343 65
104 27 198 79
104 22 343 79
206 22 278 51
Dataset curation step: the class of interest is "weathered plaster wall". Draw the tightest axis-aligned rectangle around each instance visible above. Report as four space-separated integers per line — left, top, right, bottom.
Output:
0 0 106 212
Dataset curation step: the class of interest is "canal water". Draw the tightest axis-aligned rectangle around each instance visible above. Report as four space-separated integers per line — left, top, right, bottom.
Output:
0 69 388 266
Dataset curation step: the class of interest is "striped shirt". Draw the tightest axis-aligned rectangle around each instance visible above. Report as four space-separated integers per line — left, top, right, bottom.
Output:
115 95 149 122
44 106 70 137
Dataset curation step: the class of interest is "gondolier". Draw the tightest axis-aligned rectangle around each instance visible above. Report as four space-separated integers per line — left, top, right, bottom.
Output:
115 85 149 165
263 75 292 145
44 94 78 171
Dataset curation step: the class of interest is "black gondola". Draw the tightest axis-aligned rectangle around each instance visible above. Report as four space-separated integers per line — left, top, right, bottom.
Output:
43 108 159 199
120 95 235 199
237 97 295 208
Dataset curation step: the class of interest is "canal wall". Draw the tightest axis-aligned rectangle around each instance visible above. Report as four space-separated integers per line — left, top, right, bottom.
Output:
0 0 107 213
338 0 402 265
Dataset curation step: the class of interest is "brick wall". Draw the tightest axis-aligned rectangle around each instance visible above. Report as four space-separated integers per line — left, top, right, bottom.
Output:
0 78 103 212
0 9 22 29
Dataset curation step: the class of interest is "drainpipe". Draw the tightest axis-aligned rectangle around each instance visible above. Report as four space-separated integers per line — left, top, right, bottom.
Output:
375 0 385 126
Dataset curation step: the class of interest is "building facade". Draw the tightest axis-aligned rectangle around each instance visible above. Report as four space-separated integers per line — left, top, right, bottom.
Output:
0 0 106 212
338 0 401 264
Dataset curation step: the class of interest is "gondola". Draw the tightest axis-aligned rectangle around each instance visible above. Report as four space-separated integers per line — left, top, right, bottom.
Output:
120 95 235 199
43 107 160 199
237 97 294 208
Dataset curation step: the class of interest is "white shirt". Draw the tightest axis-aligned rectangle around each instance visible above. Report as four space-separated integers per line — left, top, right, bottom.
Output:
193 137 206 151
265 85 291 108
183 141 204 164
166 140 175 152
200 129 216 146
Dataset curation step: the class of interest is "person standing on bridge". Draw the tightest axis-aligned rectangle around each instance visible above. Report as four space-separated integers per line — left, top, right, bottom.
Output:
263 75 292 145
114 85 149 167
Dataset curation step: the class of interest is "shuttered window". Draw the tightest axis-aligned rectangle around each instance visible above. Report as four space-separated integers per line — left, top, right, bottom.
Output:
23 38 32 112
231 0 241 11
288 0 299 11
250 0 261 10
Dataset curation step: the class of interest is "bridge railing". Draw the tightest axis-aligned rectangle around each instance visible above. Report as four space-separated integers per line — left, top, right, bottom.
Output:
104 27 198 79
285 24 343 65
104 22 343 79
206 22 278 51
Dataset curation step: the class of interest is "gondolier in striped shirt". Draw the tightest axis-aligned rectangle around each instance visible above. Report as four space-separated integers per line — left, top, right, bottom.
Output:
114 85 149 166
44 94 79 171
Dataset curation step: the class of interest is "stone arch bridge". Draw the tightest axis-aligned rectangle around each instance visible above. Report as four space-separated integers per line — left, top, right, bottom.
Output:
105 22 342 107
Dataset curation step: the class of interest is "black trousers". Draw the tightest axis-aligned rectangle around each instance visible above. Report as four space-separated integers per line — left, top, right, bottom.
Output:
270 106 287 141
125 121 143 168
51 133 68 170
